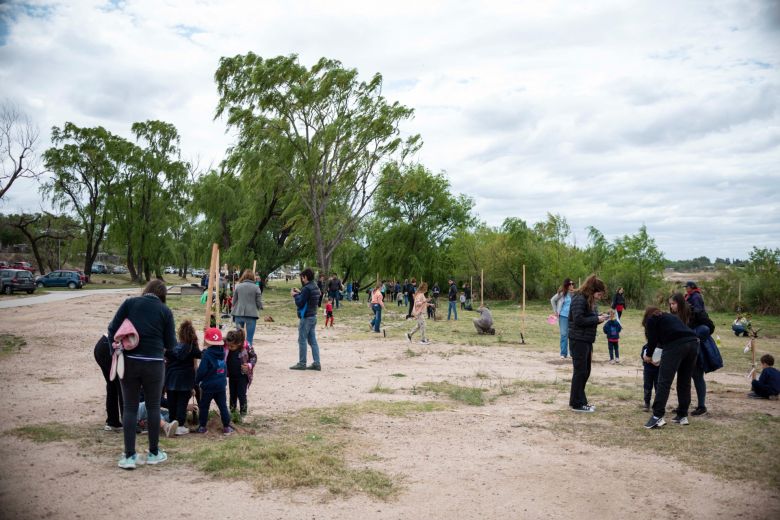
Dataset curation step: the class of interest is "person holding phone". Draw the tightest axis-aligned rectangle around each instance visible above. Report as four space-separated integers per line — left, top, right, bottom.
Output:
568 275 608 413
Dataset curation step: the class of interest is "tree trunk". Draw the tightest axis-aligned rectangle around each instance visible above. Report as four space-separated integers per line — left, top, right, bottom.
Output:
127 244 139 282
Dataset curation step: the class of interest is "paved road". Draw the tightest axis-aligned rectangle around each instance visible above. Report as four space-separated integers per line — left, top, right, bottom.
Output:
0 288 139 309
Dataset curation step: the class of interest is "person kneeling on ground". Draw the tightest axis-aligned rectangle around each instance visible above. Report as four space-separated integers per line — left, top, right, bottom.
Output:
473 304 495 335
749 354 780 399
732 314 750 337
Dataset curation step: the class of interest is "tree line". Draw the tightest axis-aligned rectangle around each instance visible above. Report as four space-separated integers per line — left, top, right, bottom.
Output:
0 55 777 312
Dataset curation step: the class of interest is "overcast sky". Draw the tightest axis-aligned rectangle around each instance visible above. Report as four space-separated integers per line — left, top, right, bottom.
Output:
1 0 778 260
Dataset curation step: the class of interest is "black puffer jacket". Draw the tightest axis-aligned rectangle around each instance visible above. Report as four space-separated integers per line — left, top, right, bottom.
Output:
569 293 600 343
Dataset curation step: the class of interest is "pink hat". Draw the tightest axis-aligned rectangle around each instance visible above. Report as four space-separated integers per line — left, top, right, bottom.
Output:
204 327 224 346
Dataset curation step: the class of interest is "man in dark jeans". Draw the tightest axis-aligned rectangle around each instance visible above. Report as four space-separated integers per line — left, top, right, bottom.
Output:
328 274 342 309
406 278 417 319
291 268 322 371
447 278 458 320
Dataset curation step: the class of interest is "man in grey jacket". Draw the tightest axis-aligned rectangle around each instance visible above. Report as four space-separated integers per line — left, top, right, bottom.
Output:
231 269 264 346
473 305 495 335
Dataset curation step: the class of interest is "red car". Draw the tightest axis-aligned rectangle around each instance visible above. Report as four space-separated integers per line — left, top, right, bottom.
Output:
11 261 36 272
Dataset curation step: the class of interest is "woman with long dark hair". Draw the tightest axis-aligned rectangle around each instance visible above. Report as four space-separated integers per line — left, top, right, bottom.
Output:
611 287 626 319
108 279 176 469
641 306 699 428
550 278 574 359
668 292 714 416
568 274 608 412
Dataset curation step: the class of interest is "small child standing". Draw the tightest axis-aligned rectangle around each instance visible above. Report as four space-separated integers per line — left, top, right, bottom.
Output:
165 320 202 435
749 354 780 399
603 310 622 364
225 328 257 417
459 292 466 310
641 343 660 412
324 298 334 327
195 327 235 435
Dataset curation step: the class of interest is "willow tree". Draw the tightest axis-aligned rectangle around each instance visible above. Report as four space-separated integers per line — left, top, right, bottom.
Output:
42 123 120 276
215 53 420 274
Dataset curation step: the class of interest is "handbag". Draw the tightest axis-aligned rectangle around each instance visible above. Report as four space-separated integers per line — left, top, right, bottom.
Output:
109 319 140 381
698 335 724 373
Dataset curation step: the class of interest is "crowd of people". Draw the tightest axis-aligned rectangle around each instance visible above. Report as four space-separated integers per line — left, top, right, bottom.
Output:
97 269 778 469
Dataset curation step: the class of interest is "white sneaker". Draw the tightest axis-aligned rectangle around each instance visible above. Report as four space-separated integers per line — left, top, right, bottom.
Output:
175 426 190 435
419 339 430 345
163 420 178 438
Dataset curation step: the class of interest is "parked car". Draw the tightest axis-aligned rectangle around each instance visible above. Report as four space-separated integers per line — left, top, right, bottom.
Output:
91 262 108 274
0 261 8 269
190 268 205 277
36 270 84 289
112 265 128 274
164 266 177 274
0 269 36 294
11 261 36 272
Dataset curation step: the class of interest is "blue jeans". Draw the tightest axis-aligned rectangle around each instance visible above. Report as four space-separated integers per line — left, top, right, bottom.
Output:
297 315 320 365
558 315 569 357
234 316 257 346
370 304 382 332
447 301 458 320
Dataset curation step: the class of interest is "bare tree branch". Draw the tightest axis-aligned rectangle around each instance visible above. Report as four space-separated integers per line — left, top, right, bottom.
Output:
0 100 44 200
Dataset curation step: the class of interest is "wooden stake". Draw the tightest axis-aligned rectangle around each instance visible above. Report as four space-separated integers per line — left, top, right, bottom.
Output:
204 243 218 329
521 264 526 344
738 281 742 304
480 269 484 306
252 260 257 276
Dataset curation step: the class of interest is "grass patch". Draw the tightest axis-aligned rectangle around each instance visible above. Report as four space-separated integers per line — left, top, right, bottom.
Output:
404 348 422 358
369 381 395 394
553 406 780 489
419 381 487 406
390 373 407 378
0 334 26 357
8 423 79 443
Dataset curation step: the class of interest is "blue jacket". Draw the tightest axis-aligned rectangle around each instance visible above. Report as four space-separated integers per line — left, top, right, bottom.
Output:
757 366 780 395
294 280 321 318
602 319 622 341
685 290 705 313
195 345 227 392
165 341 202 391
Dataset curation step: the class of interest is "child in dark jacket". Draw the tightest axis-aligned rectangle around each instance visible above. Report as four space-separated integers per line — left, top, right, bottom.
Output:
195 327 235 435
641 343 660 411
603 310 622 363
225 328 257 416
750 354 780 399
165 320 202 434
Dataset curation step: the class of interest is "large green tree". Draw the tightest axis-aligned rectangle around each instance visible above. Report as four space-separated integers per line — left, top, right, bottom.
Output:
365 164 473 280
215 53 421 274
42 123 121 276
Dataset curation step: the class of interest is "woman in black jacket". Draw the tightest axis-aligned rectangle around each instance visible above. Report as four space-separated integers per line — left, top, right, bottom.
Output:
108 279 176 469
611 287 626 319
568 275 608 412
668 292 715 416
641 306 699 429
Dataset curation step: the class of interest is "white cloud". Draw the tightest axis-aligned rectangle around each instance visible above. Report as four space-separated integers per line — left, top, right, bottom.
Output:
0 0 778 260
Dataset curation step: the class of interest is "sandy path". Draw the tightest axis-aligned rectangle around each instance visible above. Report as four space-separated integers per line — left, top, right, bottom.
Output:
0 293 777 520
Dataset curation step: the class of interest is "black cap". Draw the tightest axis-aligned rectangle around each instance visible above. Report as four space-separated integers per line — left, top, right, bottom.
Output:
685 281 697 288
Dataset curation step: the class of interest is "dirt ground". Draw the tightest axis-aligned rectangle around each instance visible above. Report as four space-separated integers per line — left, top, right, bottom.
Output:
0 292 778 520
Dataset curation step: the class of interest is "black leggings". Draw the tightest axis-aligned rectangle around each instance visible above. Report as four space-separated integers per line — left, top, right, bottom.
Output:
120 358 165 457
229 376 249 413
93 336 123 427
569 340 593 408
167 389 191 425
652 340 698 418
